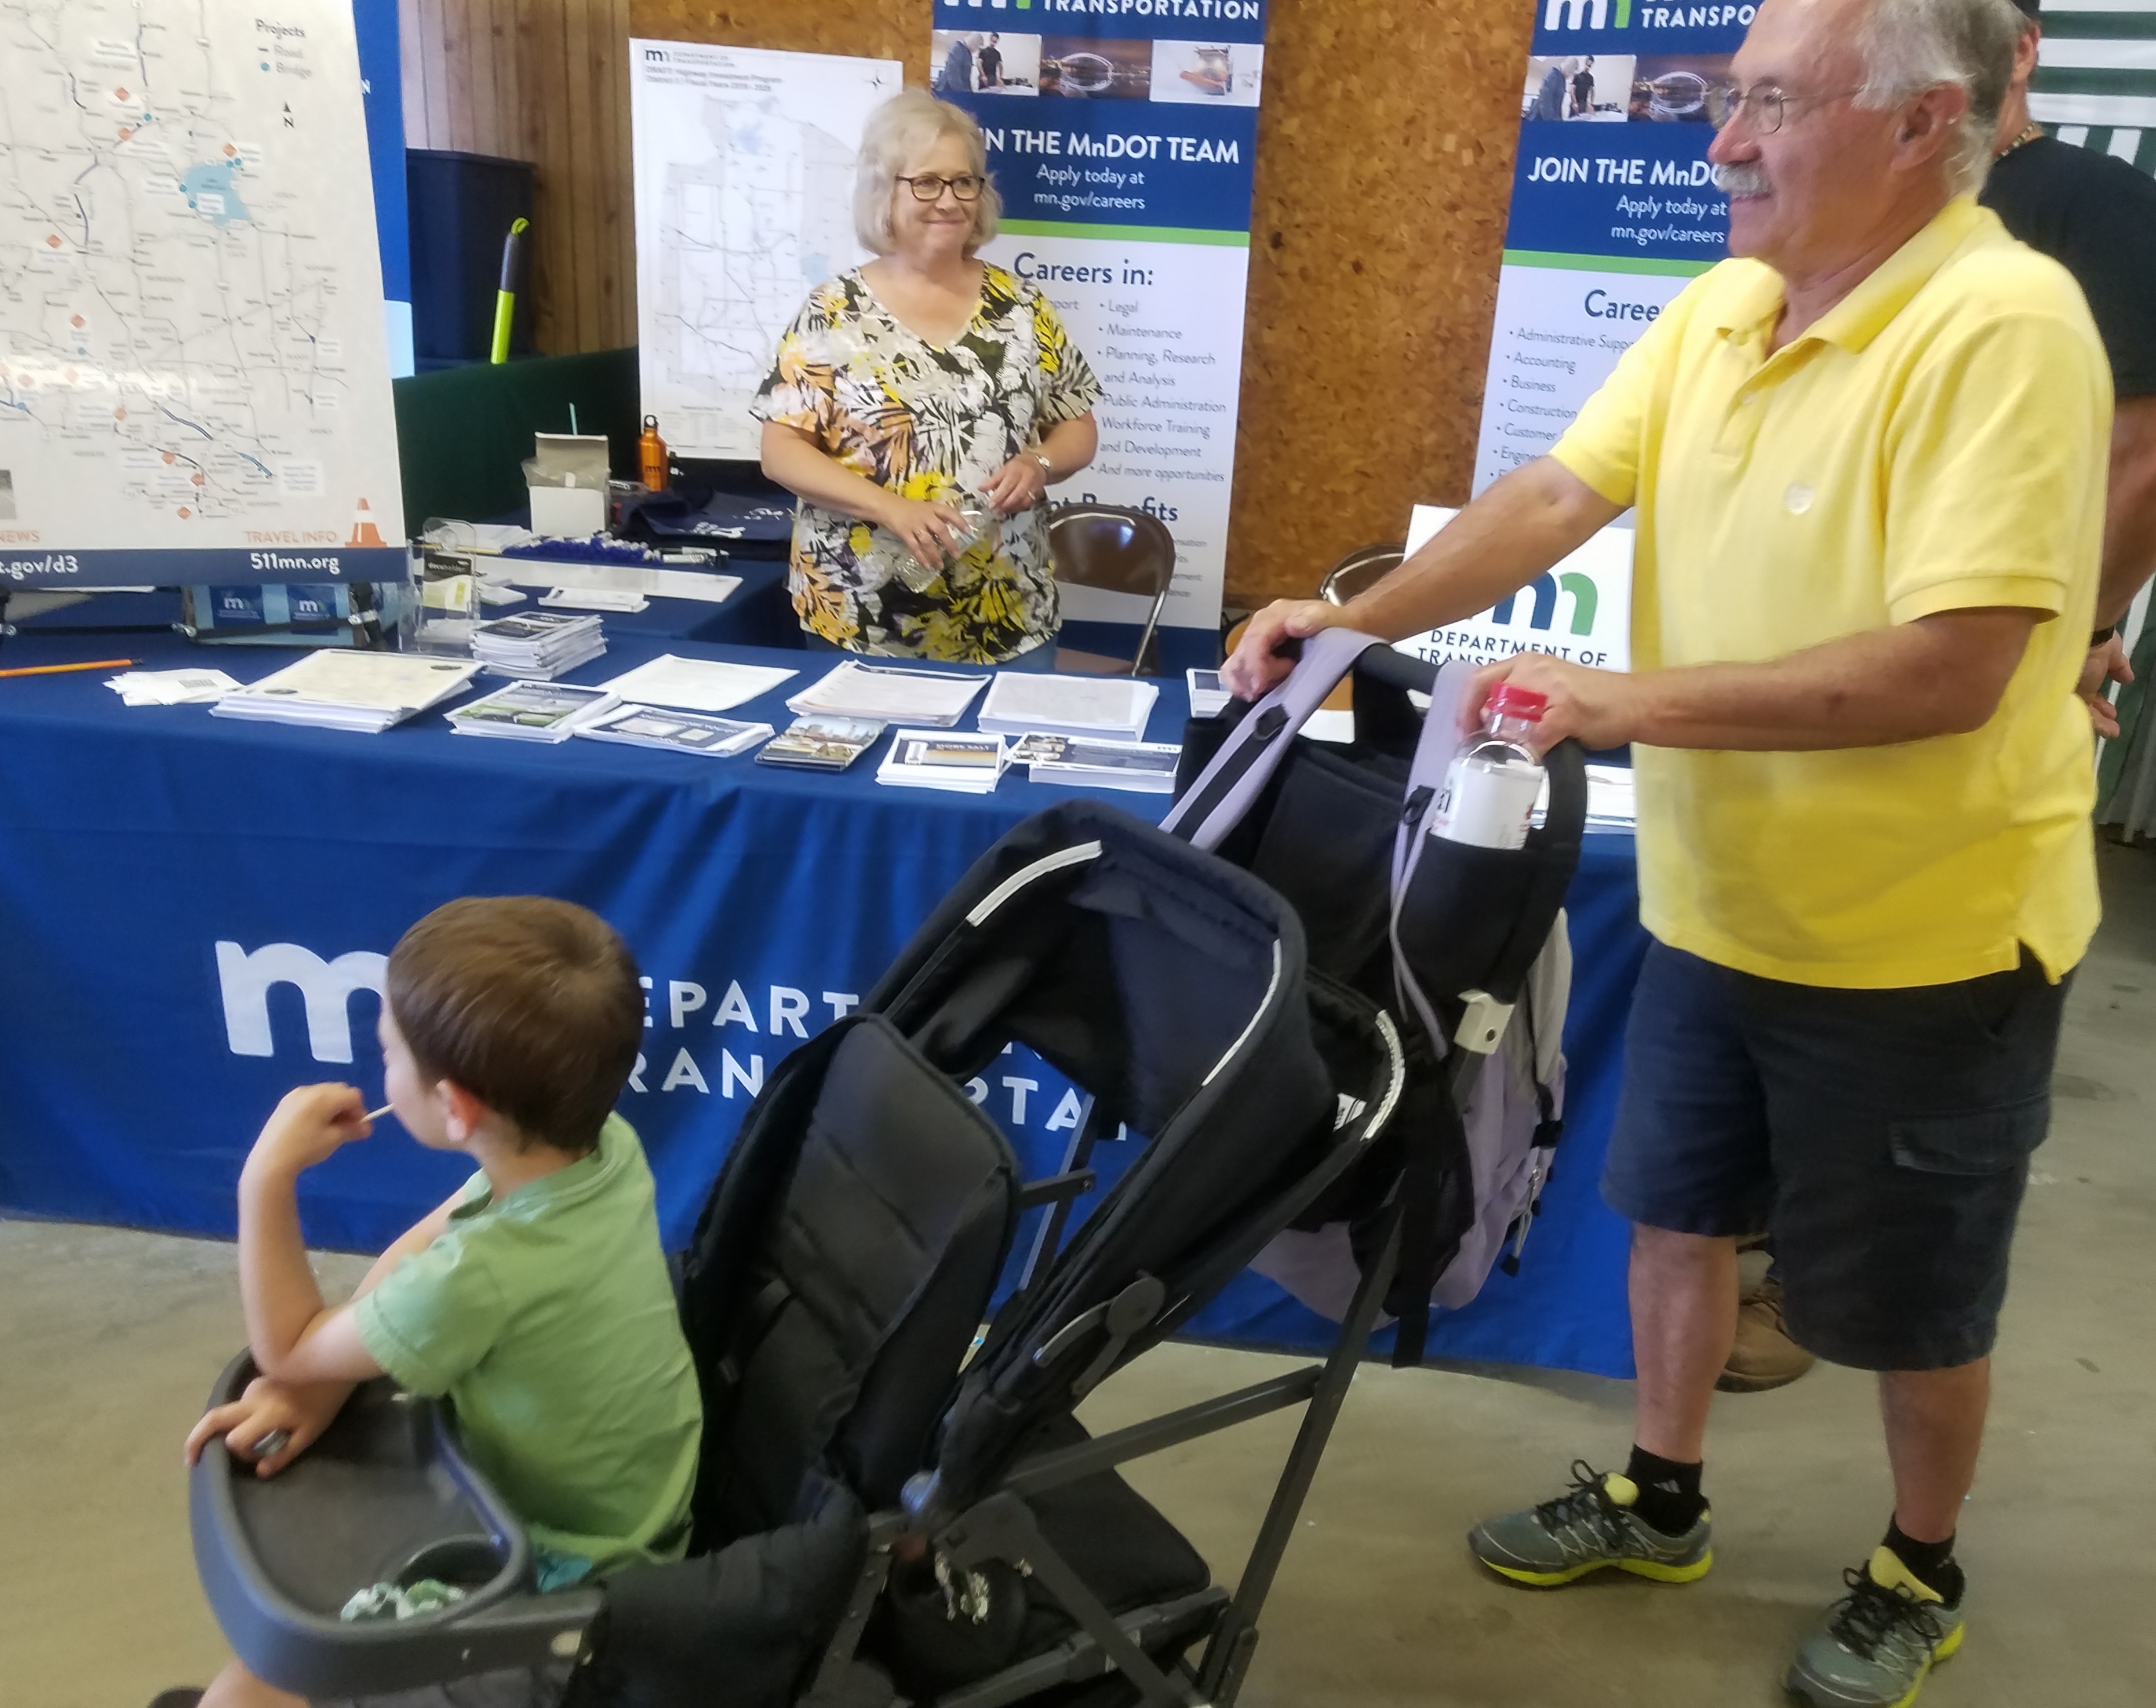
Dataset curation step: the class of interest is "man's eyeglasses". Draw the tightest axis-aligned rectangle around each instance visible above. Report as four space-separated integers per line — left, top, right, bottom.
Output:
1704 82 1866 134
897 173 986 202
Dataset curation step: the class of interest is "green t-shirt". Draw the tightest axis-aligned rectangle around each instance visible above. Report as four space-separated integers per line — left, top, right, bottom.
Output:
354 1115 702 1584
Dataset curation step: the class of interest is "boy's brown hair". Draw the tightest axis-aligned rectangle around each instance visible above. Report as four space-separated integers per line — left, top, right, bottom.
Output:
387 897 643 1155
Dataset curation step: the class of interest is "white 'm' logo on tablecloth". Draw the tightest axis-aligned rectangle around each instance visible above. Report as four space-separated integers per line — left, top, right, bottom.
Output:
216 940 387 1062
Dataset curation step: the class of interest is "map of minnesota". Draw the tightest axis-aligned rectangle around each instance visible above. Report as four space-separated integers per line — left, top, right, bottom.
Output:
633 41 899 460
0 1 403 559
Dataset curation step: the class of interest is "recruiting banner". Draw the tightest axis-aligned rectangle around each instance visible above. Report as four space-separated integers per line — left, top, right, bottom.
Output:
1472 3 1749 498
931 0 1270 633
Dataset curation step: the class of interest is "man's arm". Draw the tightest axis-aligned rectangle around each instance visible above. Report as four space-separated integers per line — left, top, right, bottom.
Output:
1472 606 2040 752
2075 396 2156 737
2097 396 2156 628
1220 457 1623 698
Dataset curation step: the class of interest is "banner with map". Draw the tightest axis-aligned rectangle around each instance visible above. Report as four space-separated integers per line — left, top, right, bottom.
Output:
0 0 407 589
629 42 902 461
930 0 1272 633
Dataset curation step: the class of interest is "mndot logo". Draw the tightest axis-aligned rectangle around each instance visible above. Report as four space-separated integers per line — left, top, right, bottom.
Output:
1494 570 1598 638
1396 508 1634 673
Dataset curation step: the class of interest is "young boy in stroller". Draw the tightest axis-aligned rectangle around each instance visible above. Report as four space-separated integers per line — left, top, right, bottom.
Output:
171 898 702 1708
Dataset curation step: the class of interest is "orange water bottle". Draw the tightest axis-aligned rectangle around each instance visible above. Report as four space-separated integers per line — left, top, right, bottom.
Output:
638 415 670 491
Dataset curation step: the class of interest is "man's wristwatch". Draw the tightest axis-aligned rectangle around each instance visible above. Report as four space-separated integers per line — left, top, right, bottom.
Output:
2092 624 2117 649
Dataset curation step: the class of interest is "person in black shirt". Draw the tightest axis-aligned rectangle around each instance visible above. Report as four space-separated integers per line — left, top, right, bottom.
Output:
1572 57 1597 118
977 33 1004 90
1983 0 2156 735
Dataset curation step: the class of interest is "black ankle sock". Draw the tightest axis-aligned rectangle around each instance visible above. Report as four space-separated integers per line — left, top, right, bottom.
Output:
1884 1520 1964 1606
1623 1445 1706 1534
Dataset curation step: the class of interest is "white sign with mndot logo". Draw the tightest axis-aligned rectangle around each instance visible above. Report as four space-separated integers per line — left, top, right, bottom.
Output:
1393 505 1634 674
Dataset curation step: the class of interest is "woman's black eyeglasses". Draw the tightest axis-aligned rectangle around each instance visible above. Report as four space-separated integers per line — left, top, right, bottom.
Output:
897 173 985 202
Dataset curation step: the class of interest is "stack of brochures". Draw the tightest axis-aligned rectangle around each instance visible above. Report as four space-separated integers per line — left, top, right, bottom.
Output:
446 682 621 744
876 730 1009 794
756 715 887 771
212 653 480 734
1010 733 1182 794
976 672 1159 742
539 587 649 614
786 659 988 727
1186 668 1231 719
576 705 773 757
469 611 607 680
105 667 242 706
596 654 797 712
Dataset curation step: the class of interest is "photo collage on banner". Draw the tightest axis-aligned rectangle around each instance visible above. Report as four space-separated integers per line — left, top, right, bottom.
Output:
930 0 1270 635
1393 2 1751 675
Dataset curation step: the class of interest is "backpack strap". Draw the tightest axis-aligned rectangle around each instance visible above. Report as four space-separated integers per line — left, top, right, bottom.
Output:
1161 627 1387 849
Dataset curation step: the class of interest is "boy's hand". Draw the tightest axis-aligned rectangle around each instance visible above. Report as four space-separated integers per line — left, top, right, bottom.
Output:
243 1083 375 1182
184 1375 352 1478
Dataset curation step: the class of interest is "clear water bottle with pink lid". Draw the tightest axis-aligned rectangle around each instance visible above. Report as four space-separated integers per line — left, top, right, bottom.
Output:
1430 683 1549 850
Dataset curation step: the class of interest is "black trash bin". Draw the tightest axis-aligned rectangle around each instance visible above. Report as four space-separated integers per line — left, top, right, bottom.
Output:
406 149 536 367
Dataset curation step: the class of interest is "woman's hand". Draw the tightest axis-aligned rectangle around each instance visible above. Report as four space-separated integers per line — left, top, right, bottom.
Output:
982 453 1050 518
878 492 974 567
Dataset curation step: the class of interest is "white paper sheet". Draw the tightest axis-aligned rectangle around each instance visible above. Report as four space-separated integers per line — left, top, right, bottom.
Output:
596 654 797 713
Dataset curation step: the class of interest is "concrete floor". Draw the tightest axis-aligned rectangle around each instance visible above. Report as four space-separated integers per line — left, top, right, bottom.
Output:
5 840 2151 1708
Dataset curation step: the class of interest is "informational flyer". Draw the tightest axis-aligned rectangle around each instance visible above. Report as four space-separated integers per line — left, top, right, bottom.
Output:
1395 505 1633 673
932 0 1270 634
0 0 407 589
1471 5 1748 497
630 42 902 460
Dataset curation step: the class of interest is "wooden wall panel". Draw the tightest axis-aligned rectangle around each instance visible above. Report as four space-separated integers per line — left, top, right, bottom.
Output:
398 0 635 356
1229 1 1532 604
410 0 1532 607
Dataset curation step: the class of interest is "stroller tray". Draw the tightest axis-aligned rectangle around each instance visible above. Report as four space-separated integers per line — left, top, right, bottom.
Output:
191 1352 596 1696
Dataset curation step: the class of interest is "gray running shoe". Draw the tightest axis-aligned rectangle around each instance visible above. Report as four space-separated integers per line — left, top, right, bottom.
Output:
1786 1546 1964 1708
1467 1459 1713 1587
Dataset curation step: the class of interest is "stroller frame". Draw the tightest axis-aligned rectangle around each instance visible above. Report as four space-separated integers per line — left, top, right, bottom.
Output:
806 1035 1528 1708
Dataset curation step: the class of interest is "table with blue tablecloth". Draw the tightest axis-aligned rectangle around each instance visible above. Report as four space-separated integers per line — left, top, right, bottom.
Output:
2 559 802 651
0 624 1650 1378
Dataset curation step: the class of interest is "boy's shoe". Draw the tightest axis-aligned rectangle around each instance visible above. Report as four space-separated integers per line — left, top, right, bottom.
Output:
1467 1459 1713 1587
1785 1546 1964 1708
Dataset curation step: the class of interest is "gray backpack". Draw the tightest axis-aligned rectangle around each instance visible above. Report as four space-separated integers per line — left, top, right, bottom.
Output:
1162 630 1585 1361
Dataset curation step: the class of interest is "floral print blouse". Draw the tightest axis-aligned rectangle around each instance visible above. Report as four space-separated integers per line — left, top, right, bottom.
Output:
752 264 1102 663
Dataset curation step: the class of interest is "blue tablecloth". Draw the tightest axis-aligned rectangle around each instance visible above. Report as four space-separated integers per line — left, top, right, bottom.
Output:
3 562 800 650
0 624 1649 1377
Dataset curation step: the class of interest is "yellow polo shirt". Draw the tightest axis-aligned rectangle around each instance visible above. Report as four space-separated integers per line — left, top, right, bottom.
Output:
1551 196 2107 988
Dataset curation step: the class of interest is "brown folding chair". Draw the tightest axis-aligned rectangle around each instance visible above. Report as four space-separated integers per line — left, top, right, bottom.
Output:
1048 503 1176 676
1318 541 1405 607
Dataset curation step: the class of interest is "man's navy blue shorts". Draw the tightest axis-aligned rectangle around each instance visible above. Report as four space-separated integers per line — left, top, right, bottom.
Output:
1603 941 2071 1372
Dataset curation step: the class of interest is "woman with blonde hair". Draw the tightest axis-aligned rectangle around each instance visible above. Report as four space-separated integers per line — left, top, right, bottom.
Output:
755 89 1101 665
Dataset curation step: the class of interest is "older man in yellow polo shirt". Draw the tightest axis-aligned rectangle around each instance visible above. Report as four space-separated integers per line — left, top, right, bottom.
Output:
1226 0 2105 1699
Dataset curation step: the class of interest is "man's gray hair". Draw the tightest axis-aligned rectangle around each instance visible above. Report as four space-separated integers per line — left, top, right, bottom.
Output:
1852 0 2026 192
854 88 1002 256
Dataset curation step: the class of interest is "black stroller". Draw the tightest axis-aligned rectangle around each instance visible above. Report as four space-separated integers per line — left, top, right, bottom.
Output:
194 670 1583 1708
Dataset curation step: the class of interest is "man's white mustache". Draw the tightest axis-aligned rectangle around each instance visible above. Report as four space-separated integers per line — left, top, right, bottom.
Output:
1714 162 1774 196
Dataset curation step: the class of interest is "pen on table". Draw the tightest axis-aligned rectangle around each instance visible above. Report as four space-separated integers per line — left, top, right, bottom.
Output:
0 658 137 679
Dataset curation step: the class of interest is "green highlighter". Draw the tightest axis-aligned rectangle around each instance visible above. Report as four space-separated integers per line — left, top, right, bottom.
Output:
490 216 530 365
